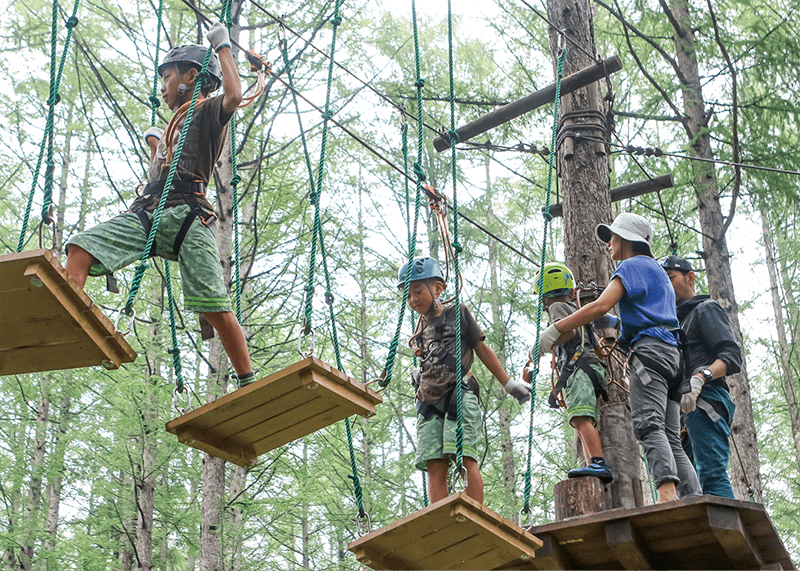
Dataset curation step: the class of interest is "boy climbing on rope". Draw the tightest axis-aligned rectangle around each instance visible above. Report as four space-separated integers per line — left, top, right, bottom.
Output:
399 256 530 504
523 262 613 484
537 213 701 503
65 24 255 387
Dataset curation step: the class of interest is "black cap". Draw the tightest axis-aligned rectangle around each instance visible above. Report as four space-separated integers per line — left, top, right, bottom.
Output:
662 255 694 272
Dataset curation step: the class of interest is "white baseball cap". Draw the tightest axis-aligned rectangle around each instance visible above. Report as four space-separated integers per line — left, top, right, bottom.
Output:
596 212 653 257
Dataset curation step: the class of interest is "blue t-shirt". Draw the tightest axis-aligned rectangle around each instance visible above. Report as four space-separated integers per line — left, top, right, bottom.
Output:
611 256 679 346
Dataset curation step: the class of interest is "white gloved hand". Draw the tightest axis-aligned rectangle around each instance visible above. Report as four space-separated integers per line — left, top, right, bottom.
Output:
206 22 231 52
680 375 704 414
504 378 531 405
537 323 562 355
143 126 163 144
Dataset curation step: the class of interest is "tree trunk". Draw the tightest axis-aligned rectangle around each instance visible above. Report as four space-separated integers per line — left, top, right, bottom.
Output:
41 391 70 571
485 154 518 514
759 202 800 472
227 466 246 571
119 472 136 571
664 0 763 501
547 0 642 510
21 376 51 570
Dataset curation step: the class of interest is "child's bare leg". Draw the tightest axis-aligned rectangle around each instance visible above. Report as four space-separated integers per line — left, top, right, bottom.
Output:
427 459 450 503
65 245 94 290
572 416 603 462
202 311 252 376
463 457 484 503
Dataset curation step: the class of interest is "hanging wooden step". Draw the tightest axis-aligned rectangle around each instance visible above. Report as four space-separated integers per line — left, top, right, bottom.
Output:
525 495 795 570
0 249 136 375
347 491 544 570
165 356 382 468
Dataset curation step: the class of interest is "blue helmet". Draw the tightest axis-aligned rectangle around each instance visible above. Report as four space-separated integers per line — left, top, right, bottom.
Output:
396 256 445 289
158 45 222 93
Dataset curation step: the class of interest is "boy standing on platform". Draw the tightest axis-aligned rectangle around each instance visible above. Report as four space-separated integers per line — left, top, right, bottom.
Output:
399 256 530 504
524 262 613 484
65 25 254 387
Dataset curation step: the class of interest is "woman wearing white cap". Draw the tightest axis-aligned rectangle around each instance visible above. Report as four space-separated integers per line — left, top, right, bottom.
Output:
537 212 700 503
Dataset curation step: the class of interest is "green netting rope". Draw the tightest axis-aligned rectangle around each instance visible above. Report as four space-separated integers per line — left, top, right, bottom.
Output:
18 0 80 252
445 0 465 480
124 48 214 316
523 45 566 516
221 0 243 325
641 448 658 504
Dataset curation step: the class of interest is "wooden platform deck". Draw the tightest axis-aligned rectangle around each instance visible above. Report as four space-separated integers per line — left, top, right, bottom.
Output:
0 249 136 375
165 357 383 467
524 494 795 570
347 492 544 570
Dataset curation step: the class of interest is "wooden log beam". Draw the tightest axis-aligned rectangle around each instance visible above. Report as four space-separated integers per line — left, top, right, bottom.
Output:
605 519 652 570
554 477 610 521
546 174 675 218
528 532 573 570
707 504 764 569
433 56 622 152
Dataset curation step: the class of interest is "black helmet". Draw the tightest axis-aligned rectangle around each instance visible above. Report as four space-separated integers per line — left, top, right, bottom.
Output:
158 45 222 92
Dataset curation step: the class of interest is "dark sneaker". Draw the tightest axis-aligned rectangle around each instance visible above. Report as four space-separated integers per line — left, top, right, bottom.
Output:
568 461 613 484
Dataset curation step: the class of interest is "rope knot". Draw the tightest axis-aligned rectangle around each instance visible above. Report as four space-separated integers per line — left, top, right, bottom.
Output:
414 78 426 89
452 241 463 254
321 111 333 121
332 14 343 26
230 174 242 186
149 95 161 109
66 16 79 28
413 161 426 182
48 93 61 106
446 130 460 145
542 208 553 222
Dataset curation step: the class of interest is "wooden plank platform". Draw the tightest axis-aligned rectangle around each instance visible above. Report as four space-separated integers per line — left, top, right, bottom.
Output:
164 357 382 467
0 249 136 375
524 495 795 570
347 492 544 570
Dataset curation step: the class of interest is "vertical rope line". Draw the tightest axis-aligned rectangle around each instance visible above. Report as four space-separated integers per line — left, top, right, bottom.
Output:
523 46 565 515
445 0 465 478
18 0 80 250
124 48 214 315
222 0 243 323
149 0 164 127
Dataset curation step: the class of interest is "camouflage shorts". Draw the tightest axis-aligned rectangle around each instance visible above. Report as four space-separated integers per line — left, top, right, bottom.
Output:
564 363 607 425
415 391 482 471
66 205 231 313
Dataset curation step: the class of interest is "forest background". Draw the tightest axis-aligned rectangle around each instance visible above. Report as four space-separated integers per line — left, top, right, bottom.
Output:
1 0 799 569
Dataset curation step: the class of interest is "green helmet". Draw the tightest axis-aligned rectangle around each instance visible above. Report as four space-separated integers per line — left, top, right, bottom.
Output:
534 262 575 297
396 256 445 289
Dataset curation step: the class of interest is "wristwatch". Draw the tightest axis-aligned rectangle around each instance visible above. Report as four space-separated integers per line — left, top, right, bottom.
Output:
700 368 714 382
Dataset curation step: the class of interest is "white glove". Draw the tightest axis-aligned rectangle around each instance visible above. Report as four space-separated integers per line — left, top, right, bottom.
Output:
680 375 704 414
206 22 231 52
536 323 562 355
143 126 163 143
504 378 531 405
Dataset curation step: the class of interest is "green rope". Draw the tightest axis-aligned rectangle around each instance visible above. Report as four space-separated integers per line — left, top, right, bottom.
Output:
18 0 80 251
380 117 422 388
523 45 566 515
445 0 465 479
221 0 243 323
641 448 658 504
124 48 214 316
164 261 185 392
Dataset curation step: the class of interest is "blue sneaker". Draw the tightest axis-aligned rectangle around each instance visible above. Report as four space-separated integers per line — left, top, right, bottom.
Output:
568 460 613 484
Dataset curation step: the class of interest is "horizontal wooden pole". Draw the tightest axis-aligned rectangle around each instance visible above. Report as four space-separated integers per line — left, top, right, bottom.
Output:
546 174 674 218
433 55 622 152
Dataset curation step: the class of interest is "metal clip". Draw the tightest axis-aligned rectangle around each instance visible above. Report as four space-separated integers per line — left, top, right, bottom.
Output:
356 511 372 536
173 386 191 414
115 307 134 336
297 327 316 358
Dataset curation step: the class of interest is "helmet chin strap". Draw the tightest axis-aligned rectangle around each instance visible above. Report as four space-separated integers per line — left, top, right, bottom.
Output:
177 83 188 96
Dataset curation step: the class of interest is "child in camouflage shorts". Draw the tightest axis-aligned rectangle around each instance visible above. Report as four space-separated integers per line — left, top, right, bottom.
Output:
397 256 531 504
65 25 254 386
524 262 613 484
